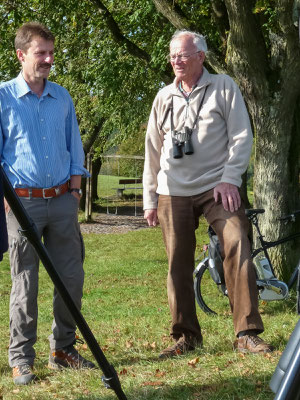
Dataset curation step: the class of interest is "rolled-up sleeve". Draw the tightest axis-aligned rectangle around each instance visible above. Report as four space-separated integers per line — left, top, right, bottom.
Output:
143 96 164 210
66 94 90 178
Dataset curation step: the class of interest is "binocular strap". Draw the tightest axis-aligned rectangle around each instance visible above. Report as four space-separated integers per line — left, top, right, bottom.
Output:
170 85 208 139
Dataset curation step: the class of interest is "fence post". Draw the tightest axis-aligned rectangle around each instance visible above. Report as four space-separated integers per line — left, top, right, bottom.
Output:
85 152 92 221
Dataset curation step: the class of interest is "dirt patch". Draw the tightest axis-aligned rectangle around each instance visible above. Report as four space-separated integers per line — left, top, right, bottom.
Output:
80 213 148 234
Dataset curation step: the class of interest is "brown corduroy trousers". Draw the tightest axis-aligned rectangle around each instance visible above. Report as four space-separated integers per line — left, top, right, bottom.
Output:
157 189 264 339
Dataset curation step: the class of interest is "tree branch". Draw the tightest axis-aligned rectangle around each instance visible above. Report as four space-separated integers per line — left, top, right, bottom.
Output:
90 0 151 63
224 0 269 103
82 117 106 154
152 0 191 30
89 0 172 83
211 0 229 45
152 0 228 74
204 51 227 75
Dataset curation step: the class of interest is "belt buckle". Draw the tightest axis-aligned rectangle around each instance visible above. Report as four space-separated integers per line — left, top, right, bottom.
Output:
24 188 32 200
42 188 54 199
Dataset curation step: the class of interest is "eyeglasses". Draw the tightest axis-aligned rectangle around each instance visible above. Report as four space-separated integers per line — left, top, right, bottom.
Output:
168 51 201 62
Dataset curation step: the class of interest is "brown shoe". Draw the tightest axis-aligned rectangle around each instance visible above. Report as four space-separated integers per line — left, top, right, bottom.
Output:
159 335 203 360
234 334 274 354
48 341 96 370
13 364 36 385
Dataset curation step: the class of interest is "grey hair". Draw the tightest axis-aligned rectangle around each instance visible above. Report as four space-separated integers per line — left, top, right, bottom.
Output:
170 30 207 53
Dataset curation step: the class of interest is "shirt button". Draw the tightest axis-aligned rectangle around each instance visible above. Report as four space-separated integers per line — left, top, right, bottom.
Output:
45 155 49 159
41 118 44 122
43 137 46 140
47 174 51 177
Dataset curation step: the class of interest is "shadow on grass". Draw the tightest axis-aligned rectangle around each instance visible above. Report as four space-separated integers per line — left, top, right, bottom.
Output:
74 374 275 400
208 292 299 318
260 295 298 316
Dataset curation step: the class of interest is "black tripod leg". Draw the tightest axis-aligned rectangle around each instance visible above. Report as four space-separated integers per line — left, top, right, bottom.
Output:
1 167 128 400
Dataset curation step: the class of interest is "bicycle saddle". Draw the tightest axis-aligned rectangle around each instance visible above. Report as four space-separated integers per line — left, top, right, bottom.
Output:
245 208 265 217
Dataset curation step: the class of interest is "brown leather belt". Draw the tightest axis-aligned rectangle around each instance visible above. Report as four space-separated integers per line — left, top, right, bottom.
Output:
15 182 69 199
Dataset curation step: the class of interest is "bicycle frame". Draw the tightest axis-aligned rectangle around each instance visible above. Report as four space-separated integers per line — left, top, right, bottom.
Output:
194 209 300 315
249 213 300 287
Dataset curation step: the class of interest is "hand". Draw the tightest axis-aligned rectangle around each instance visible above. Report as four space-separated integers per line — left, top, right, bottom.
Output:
70 191 81 201
213 182 241 213
144 209 158 227
4 198 10 214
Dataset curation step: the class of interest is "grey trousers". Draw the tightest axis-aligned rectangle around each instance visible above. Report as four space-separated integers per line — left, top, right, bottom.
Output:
6 192 85 367
157 189 264 339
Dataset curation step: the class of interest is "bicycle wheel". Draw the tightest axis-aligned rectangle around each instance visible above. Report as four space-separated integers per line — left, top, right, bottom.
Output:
194 259 228 315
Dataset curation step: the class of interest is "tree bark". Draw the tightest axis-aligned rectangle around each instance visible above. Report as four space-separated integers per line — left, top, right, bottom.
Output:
223 0 300 278
253 100 300 281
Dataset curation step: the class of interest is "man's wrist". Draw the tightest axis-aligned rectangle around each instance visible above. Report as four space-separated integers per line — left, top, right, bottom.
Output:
69 188 82 197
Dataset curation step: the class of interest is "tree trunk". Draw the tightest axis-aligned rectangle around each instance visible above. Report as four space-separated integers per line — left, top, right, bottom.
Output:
91 156 102 202
253 100 300 281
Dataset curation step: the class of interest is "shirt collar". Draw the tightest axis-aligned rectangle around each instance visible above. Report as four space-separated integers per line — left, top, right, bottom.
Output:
15 72 57 99
42 79 57 99
15 73 31 98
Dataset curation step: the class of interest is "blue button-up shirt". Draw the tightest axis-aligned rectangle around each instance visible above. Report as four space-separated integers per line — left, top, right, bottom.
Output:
0 73 88 188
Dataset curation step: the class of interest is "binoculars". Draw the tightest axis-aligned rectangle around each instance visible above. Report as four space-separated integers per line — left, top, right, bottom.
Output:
172 126 194 159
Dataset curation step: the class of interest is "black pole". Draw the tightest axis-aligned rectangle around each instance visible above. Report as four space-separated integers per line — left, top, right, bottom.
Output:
1 166 128 400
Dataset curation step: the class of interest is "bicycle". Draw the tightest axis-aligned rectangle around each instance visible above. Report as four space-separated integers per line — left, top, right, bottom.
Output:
193 209 300 315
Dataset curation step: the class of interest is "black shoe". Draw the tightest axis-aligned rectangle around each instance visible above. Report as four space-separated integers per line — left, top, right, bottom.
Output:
48 340 96 370
13 364 36 385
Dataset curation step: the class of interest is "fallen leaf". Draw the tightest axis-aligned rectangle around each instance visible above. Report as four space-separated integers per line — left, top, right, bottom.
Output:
126 341 134 349
263 353 272 359
119 368 128 375
188 357 200 367
224 360 233 368
154 369 166 378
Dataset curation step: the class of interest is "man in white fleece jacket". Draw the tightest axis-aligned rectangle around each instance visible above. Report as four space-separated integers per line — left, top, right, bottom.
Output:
143 30 273 359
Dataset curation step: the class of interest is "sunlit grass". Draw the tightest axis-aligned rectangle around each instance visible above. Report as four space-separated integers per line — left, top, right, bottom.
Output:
0 224 298 399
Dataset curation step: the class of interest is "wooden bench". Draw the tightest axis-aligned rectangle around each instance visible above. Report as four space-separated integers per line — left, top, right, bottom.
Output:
115 178 143 197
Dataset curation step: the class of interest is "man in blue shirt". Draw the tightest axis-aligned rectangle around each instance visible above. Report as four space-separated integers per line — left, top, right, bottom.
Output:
0 22 95 385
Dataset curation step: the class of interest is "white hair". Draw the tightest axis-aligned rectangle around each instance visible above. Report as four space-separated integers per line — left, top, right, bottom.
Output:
170 30 208 53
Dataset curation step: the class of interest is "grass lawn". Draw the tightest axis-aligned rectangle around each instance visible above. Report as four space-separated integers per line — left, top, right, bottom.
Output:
0 221 298 399
94 175 143 216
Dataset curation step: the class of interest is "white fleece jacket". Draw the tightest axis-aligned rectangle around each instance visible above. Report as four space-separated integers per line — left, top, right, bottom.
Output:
143 67 253 210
